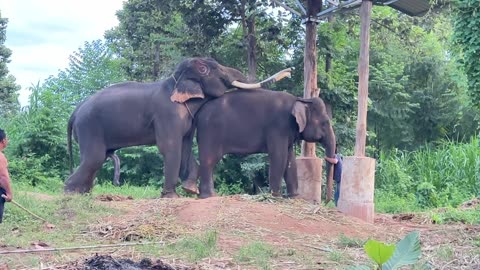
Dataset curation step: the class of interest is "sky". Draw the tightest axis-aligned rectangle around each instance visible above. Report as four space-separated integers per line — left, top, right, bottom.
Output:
1 0 125 106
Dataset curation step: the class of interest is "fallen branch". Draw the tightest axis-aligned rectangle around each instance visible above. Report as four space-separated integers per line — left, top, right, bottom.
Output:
0 241 165 255
302 244 333 252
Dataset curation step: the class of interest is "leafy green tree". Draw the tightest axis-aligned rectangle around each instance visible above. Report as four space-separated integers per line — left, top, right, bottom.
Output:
452 0 480 107
0 11 20 116
44 40 125 105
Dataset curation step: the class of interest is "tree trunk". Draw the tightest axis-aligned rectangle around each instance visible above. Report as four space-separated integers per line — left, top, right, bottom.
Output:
246 15 257 82
239 0 257 82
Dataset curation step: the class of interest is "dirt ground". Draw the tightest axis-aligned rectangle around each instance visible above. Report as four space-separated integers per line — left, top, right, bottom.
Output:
2 195 480 269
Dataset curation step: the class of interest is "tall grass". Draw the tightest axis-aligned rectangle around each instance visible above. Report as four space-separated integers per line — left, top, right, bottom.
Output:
375 138 480 212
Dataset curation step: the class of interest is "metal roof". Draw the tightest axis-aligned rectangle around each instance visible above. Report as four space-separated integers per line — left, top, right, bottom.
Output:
315 0 431 19
375 0 431 17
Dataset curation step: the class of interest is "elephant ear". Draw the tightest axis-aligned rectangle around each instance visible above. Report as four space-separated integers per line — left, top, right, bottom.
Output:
170 79 205 103
292 100 309 133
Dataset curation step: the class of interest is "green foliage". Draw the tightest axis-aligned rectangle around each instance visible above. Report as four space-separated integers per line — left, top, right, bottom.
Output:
452 1 480 107
364 240 396 267
351 231 421 270
0 11 20 116
429 207 480 225
383 231 421 270
375 138 480 212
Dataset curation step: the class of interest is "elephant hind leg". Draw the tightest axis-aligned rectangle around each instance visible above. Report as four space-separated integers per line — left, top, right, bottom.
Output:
64 147 107 194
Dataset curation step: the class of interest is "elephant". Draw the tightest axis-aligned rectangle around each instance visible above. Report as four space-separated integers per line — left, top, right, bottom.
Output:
193 89 336 199
64 57 291 197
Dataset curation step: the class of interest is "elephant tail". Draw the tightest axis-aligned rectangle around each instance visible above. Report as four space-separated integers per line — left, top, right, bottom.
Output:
67 113 74 174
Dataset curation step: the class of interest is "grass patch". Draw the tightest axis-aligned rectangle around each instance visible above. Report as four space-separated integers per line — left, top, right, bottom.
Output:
164 230 218 262
429 207 480 225
0 193 120 247
92 182 161 199
0 192 122 268
336 233 366 248
235 241 275 270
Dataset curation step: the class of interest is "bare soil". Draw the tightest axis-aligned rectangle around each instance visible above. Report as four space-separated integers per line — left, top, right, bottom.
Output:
3 195 480 269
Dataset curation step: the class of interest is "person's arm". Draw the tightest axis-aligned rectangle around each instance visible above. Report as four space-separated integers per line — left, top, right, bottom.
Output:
324 156 338 165
0 154 12 202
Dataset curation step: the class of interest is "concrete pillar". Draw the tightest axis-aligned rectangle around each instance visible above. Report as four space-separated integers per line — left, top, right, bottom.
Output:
296 157 323 204
337 156 376 223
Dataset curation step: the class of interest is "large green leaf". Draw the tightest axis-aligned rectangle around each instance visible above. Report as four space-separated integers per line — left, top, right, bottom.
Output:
364 239 396 266
383 231 421 270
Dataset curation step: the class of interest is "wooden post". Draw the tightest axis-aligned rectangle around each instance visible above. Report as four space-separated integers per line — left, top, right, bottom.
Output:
338 0 376 223
354 0 372 157
301 0 321 157
296 0 325 203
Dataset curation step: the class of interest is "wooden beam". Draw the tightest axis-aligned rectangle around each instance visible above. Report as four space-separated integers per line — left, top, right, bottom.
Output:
271 0 303 17
354 0 372 156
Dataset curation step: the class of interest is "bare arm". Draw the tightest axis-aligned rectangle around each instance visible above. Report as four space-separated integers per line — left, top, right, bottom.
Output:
0 153 12 202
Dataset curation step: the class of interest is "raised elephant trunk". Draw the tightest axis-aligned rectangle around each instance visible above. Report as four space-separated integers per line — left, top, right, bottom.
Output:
231 68 292 89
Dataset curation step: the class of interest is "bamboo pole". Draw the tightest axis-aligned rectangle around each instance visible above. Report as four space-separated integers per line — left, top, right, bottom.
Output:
0 242 165 255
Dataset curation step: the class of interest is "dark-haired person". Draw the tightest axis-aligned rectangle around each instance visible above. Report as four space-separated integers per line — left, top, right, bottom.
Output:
325 145 342 206
0 128 12 223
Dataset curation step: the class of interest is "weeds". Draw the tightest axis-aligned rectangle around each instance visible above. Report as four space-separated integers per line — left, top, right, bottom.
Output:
235 241 275 269
337 233 367 248
164 230 218 262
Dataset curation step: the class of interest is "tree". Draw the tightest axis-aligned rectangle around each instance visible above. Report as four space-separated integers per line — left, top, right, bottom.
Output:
452 0 480 107
43 39 126 105
0 11 20 116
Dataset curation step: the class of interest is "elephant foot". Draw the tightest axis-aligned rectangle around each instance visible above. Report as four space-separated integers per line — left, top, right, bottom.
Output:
198 192 217 199
160 191 180 199
271 191 282 197
182 179 199 195
287 193 300 199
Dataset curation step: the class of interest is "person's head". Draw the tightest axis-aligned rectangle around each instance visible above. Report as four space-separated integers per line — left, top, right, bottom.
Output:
0 128 8 150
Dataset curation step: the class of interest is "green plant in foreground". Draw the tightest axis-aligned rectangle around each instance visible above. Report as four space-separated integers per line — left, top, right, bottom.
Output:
349 231 421 270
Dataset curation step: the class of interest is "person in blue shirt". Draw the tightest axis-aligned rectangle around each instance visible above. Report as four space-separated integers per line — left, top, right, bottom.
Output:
325 145 342 206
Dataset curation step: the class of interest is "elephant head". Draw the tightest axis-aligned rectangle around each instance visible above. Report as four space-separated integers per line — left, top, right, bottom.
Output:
170 57 291 103
292 97 336 159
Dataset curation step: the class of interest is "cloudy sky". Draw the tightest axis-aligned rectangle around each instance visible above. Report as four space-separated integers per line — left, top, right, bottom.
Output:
2 0 125 106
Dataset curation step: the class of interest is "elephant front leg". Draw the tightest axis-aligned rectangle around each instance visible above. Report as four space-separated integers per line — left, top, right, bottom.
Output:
198 150 222 199
284 147 299 198
267 141 289 197
160 143 182 199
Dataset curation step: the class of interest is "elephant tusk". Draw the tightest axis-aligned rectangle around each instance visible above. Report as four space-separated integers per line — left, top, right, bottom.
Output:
231 68 293 89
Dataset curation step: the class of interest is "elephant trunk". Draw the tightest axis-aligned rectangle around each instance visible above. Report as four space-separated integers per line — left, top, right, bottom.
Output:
323 125 336 203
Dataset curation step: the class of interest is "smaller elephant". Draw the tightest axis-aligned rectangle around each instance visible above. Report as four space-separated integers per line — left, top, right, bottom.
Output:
194 89 336 198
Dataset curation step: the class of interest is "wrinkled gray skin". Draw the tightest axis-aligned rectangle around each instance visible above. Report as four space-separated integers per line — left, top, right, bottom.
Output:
193 89 336 199
65 57 250 197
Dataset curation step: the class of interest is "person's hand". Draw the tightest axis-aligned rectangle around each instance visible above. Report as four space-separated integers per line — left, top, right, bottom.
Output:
1 193 12 202
324 156 338 164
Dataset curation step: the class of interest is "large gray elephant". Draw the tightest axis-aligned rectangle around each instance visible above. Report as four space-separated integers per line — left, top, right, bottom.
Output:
192 89 336 199
64 57 291 197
